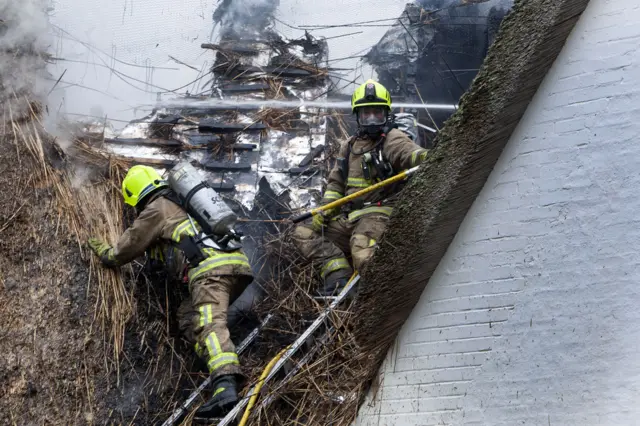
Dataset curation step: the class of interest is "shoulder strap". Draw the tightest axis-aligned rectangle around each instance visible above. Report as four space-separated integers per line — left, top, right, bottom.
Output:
372 140 394 181
159 188 183 208
338 136 356 181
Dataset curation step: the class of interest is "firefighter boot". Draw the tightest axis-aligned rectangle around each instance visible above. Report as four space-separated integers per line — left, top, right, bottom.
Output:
318 271 352 298
195 375 239 418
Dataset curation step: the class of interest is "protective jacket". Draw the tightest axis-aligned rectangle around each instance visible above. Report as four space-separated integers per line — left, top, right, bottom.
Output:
96 190 253 381
100 192 252 284
291 128 430 292
321 128 429 220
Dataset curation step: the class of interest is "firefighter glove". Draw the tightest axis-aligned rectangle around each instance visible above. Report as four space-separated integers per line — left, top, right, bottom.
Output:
88 238 117 267
311 213 325 232
323 206 340 219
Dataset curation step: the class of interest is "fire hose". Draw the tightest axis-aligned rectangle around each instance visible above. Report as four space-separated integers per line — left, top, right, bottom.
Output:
290 165 421 223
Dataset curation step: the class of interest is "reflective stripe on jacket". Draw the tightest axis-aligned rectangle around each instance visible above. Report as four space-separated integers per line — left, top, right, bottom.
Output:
106 196 252 282
347 206 393 223
323 128 429 206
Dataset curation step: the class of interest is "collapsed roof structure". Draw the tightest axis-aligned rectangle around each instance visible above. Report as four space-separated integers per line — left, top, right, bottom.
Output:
365 0 512 147
85 0 345 327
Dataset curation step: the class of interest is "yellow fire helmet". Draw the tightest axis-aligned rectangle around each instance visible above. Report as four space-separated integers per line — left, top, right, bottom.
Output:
351 79 392 113
122 165 168 207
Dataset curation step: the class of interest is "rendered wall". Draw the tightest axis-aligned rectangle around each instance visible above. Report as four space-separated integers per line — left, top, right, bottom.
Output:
355 0 640 424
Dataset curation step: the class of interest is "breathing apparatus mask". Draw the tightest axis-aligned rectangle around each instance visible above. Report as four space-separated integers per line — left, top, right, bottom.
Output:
356 106 389 136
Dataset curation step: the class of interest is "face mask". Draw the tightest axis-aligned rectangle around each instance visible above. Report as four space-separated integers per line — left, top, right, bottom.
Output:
357 107 386 126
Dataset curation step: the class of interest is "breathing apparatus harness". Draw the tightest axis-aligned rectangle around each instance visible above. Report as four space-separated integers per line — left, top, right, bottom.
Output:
338 118 402 211
180 215 243 267
161 187 243 268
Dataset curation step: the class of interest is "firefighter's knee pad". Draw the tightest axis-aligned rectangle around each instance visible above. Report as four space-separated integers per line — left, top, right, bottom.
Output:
351 233 376 270
292 223 319 240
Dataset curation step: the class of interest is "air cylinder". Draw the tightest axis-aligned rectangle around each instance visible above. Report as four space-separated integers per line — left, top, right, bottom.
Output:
168 161 237 235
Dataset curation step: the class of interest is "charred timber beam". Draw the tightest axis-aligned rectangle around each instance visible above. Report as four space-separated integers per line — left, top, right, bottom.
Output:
178 105 259 114
288 166 319 176
187 141 256 151
231 143 257 151
198 120 267 134
115 156 177 168
130 115 181 125
220 83 270 93
354 0 590 355
200 161 252 172
201 43 261 56
184 143 256 151
221 64 313 78
298 144 324 167
104 138 182 147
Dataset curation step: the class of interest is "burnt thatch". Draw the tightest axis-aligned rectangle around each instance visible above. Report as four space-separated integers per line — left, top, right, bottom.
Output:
220 230 370 426
0 98 200 424
353 0 589 361
0 9 199 420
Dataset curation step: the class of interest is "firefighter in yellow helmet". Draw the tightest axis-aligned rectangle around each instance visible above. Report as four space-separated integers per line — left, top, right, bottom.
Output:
87 165 253 418
292 79 430 295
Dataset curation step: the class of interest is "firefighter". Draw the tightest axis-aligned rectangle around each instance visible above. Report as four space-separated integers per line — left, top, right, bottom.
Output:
87 165 252 418
293 79 430 296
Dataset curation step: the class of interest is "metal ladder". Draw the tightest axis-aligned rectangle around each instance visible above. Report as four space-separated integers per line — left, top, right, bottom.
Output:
162 274 359 425
216 274 359 426
161 314 274 426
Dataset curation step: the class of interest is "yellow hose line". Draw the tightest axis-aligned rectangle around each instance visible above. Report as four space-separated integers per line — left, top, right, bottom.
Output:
238 345 291 426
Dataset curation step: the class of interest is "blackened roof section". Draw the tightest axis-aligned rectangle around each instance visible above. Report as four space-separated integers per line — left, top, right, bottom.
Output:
365 0 512 146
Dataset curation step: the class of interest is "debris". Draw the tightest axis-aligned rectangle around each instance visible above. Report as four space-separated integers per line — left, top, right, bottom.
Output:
198 120 267 133
113 156 178 168
104 137 183 147
298 144 324 167
201 161 252 172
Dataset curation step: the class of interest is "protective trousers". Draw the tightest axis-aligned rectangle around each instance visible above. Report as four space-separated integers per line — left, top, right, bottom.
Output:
292 213 390 283
177 274 247 379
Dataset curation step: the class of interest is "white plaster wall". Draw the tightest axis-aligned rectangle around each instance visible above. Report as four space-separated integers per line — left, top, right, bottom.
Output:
355 0 640 424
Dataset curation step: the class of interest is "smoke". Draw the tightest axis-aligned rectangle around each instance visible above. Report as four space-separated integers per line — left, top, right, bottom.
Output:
213 0 280 37
0 0 104 166
155 97 458 111
45 0 230 127
417 0 513 10
0 0 50 103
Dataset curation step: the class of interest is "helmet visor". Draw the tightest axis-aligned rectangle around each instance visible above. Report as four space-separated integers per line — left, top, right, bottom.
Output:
357 106 386 126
